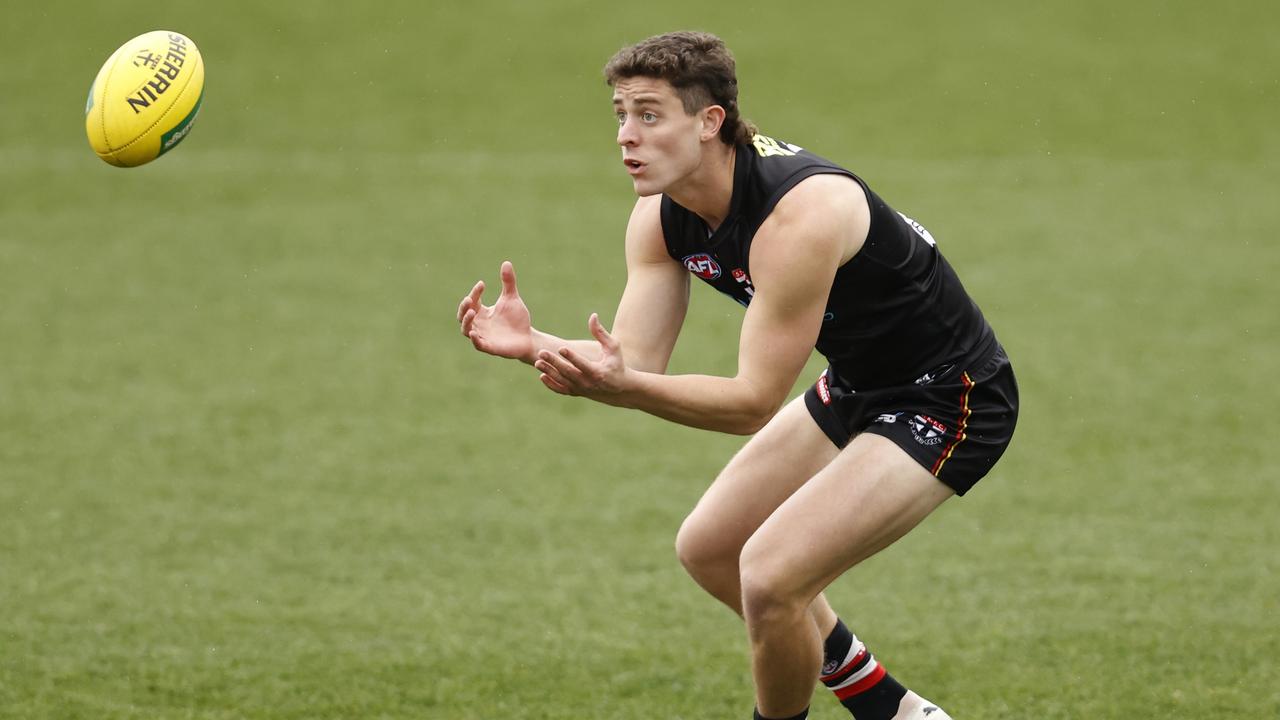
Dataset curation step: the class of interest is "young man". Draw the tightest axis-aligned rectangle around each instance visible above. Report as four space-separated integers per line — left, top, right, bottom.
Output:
456 31 1018 720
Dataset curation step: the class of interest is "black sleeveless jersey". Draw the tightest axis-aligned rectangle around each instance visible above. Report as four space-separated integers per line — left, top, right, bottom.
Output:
660 134 997 389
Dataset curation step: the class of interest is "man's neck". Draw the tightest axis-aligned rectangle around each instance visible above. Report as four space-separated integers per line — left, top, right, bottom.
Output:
665 142 737 232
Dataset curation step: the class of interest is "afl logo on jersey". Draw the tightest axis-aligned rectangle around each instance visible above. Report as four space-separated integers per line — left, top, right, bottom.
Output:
682 253 721 280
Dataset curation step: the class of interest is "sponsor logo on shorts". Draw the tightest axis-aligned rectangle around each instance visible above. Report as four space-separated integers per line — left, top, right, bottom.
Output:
817 372 831 406
875 412 902 424
682 253 721 280
910 414 947 445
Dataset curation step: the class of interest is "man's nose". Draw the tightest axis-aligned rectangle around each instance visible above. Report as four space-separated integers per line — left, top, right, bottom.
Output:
617 117 639 146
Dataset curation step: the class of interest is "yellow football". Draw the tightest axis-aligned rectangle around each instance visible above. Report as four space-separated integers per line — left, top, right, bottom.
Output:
85 31 205 167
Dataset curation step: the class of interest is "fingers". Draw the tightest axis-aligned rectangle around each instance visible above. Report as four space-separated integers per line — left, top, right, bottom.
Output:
465 319 497 354
587 313 617 350
534 349 586 389
499 261 520 299
539 372 572 395
460 308 478 338
556 346 596 375
456 280 485 323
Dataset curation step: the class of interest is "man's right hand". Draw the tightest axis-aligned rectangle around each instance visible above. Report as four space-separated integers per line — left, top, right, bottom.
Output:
457 261 535 363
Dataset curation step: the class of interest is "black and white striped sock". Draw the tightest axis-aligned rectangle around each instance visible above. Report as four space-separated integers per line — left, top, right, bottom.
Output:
820 618 907 720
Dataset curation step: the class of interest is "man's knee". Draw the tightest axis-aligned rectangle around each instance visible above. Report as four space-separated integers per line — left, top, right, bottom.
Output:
674 509 740 579
738 536 811 624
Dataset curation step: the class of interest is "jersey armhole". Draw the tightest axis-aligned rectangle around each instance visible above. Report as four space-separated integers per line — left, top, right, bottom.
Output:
658 194 680 262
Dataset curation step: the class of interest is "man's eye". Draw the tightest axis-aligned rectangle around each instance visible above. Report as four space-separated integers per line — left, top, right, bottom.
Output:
642 112 657 122
616 112 626 124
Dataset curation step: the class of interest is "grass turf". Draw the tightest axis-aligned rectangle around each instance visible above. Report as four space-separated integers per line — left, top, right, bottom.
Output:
2 1 1277 717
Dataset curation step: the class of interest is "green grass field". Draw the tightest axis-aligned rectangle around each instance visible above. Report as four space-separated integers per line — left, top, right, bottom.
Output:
2 2 1277 718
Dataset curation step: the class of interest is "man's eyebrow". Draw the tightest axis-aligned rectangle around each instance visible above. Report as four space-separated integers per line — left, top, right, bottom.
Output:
612 95 663 106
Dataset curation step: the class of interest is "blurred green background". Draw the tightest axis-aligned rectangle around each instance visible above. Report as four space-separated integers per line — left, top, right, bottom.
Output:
2 2 1277 718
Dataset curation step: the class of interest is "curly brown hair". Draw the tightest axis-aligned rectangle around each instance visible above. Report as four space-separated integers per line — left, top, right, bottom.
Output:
603 31 757 146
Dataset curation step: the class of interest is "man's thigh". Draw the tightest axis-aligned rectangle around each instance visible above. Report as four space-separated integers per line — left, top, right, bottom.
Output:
740 432 956 601
681 395 840 553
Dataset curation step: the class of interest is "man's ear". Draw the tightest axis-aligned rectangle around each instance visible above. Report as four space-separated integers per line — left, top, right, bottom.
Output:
700 105 726 142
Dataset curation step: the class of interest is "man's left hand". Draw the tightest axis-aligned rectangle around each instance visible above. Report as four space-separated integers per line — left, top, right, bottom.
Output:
534 313 631 403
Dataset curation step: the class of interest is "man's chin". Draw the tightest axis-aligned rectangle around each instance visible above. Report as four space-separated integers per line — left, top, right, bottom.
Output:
631 179 663 197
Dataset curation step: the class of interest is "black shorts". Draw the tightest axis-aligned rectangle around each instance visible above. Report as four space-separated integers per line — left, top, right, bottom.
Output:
803 346 1019 496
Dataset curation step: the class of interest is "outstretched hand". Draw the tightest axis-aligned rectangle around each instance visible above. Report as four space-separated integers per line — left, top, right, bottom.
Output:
457 261 535 362
534 313 630 402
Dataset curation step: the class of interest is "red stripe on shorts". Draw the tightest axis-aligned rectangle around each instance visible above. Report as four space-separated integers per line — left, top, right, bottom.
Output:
932 371 974 476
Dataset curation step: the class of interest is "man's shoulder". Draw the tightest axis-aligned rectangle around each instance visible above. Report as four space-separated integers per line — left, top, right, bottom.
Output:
756 174 870 270
624 195 674 262
627 194 663 229
776 171 864 203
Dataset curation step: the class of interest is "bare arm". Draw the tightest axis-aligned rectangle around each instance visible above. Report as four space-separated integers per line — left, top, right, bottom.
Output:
609 195 689 373
457 196 688 371
536 175 869 434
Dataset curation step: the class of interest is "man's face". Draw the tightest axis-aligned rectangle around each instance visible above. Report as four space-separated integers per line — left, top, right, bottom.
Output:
612 76 708 197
